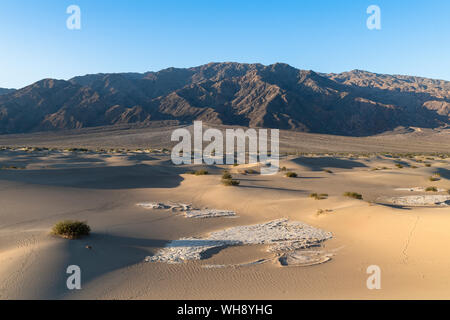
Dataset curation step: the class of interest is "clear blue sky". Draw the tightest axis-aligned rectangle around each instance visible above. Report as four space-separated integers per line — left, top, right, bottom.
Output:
1 0 449 89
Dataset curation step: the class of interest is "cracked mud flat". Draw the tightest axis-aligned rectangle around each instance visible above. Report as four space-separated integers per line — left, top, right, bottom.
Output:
137 202 237 218
146 219 333 267
387 195 450 206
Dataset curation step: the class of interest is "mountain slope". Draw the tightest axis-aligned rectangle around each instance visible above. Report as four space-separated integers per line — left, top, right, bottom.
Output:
0 63 449 136
0 88 16 95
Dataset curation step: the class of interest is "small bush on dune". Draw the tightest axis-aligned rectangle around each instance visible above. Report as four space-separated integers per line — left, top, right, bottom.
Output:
222 179 240 186
52 220 91 239
425 186 438 192
187 169 209 176
221 170 240 186
316 209 334 216
238 168 259 175
309 193 329 200
285 172 298 178
222 171 232 180
194 169 209 176
343 192 363 200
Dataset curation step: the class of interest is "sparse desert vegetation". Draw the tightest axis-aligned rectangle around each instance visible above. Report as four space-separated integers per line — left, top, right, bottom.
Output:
285 171 298 178
221 170 240 186
188 169 209 176
51 220 91 239
309 193 329 200
222 178 240 186
343 192 363 200
316 209 334 216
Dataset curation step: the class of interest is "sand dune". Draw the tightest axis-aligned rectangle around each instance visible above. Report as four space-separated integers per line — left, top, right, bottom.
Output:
1 149 450 299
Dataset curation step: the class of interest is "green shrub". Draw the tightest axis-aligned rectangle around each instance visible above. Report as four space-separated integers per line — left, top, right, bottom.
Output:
343 192 363 200
323 169 333 174
316 209 333 216
395 164 404 168
222 179 240 186
425 187 438 192
285 172 298 178
309 193 328 200
187 169 209 175
52 220 91 239
222 171 232 180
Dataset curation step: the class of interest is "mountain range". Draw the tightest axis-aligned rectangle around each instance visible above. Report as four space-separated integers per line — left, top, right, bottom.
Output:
0 62 449 136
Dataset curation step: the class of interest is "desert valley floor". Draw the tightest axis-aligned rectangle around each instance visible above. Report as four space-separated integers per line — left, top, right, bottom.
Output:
1 132 450 299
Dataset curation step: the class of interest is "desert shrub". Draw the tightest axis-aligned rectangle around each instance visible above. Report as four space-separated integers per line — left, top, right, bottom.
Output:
343 192 363 200
52 220 91 239
222 179 240 186
316 209 333 216
395 164 404 168
187 169 209 176
221 170 239 186
309 193 328 200
280 166 287 172
425 187 438 192
222 171 232 180
285 172 298 178
425 164 432 167
323 169 333 174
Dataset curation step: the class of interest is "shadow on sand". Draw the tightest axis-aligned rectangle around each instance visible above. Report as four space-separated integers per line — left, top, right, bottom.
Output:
0 164 185 189
291 157 368 171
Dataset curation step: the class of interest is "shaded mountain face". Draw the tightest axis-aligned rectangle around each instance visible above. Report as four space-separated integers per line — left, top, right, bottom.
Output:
0 63 449 136
0 88 15 95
